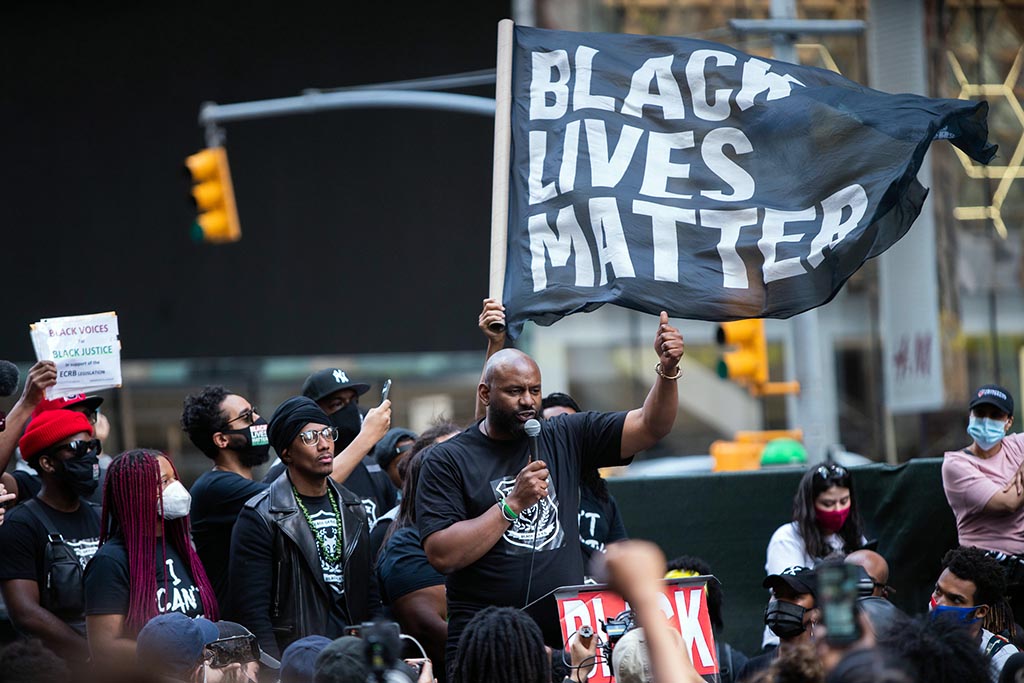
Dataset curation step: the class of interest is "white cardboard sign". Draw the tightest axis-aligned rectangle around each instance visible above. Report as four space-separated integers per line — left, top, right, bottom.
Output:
30 311 122 399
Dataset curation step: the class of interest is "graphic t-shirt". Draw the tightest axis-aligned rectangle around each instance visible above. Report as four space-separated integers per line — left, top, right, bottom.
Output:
84 537 206 619
376 525 445 605
0 499 100 629
189 470 268 604
417 412 628 608
296 492 345 595
578 486 628 564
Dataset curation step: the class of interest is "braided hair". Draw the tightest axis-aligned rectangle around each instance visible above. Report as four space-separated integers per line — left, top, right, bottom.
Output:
452 607 549 683
100 449 219 634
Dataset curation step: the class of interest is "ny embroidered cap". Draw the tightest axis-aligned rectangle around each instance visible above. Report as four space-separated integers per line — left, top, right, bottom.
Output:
136 613 219 678
19 409 94 464
969 384 1014 416
302 368 370 403
763 566 817 598
279 635 332 683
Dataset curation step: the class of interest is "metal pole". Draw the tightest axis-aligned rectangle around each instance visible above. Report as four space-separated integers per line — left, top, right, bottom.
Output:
199 89 496 126
769 0 836 463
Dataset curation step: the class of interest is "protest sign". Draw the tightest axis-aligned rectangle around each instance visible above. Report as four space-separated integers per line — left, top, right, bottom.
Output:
496 25 996 339
556 577 719 683
30 311 122 399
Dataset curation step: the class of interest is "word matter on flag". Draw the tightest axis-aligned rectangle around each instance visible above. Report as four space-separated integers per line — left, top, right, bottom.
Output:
495 24 996 339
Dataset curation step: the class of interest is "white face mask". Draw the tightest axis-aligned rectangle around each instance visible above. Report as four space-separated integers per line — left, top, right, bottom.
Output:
160 480 192 520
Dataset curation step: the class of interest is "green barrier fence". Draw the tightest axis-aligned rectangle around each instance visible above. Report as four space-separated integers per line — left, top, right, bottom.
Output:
606 458 958 655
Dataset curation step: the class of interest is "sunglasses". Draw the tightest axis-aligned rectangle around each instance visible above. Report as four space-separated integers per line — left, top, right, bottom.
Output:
298 426 339 447
815 464 849 480
207 635 261 668
50 439 101 459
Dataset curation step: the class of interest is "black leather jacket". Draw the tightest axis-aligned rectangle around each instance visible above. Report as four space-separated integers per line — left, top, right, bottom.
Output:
228 470 381 657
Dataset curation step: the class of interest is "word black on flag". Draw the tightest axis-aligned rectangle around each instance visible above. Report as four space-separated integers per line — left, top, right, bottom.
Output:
501 26 995 339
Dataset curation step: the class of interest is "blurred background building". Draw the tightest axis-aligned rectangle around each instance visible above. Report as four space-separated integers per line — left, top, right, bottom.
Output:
1 0 1021 482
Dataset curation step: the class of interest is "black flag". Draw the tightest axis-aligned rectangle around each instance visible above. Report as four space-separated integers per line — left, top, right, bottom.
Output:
501 25 995 339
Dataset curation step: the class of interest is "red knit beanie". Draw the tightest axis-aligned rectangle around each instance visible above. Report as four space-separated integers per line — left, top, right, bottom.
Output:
19 409 95 462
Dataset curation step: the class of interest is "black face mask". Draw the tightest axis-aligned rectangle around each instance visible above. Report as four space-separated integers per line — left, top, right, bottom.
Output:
765 599 808 639
328 403 361 452
222 418 271 468
52 444 101 497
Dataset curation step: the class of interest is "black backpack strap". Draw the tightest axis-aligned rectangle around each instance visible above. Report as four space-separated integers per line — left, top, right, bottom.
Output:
21 498 65 543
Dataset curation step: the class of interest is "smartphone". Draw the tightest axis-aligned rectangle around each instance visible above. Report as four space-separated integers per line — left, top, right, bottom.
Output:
818 563 862 645
381 379 392 403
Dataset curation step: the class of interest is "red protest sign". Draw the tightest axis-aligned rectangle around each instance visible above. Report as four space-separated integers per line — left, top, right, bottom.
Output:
555 577 719 682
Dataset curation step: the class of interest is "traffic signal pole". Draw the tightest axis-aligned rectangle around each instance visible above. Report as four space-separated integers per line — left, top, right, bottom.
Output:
729 0 865 463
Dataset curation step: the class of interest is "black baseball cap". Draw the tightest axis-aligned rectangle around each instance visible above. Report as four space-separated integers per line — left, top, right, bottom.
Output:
763 566 816 597
969 384 1014 416
302 368 370 403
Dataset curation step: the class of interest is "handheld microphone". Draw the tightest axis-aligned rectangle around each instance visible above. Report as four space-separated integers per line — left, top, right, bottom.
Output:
524 418 541 463
0 362 20 397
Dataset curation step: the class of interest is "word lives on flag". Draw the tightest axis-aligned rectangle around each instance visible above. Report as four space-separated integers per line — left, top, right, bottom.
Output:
501 25 995 339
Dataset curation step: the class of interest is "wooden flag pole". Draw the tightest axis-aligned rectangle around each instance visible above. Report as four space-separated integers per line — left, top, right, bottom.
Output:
487 18 515 332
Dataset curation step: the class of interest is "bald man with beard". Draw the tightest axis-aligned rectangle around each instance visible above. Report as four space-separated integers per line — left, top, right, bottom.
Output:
416 311 685 668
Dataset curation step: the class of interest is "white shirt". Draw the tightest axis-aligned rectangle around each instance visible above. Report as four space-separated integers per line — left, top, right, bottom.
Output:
982 627 1020 683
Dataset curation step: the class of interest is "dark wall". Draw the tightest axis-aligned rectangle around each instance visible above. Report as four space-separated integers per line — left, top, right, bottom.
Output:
608 460 958 655
0 1 508 360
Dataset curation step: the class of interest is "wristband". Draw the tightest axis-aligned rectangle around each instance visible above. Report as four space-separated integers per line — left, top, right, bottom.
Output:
500 498 519 523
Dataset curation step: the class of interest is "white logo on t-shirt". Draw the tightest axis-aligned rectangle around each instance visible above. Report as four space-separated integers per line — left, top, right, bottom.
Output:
493 476 563 551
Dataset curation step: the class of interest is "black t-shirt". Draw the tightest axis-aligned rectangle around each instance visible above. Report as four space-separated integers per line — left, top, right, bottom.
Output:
578 487 628 564
10 470 41 501
416 411 628 608
295 492 345 595
264 458 397 528
0 500 101 584
376 525 444 605
189 470 268 605
84 537 206 619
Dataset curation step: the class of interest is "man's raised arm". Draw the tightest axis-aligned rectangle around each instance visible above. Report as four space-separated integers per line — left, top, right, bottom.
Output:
620 311 684 459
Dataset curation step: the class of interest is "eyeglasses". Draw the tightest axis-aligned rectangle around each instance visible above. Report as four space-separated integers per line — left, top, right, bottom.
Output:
207 634 261 668
226 406 258 426
83 409 99 425
51 439 101 459
299 426 339 446
816 464 849 480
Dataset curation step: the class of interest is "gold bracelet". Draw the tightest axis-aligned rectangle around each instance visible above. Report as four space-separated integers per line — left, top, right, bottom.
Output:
655 362 682 380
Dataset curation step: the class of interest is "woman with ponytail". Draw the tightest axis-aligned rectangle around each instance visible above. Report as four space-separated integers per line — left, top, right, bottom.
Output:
84 449 218 660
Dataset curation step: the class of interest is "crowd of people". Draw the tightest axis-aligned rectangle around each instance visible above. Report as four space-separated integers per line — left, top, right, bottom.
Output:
0 300 1021 683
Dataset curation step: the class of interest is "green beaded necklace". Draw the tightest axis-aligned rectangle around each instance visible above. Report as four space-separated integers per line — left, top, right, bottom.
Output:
293 485 343 565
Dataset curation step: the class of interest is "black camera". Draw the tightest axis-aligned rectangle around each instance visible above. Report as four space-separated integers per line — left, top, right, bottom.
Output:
344 621 403 683
599 609 637 662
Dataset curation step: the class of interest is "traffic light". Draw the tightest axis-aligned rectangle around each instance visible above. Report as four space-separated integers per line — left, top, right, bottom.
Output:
184 147 241 243
716 319 768 388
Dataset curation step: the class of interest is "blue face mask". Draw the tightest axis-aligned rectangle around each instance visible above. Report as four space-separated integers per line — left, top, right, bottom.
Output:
929 596 983 624
968 416 1007 450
